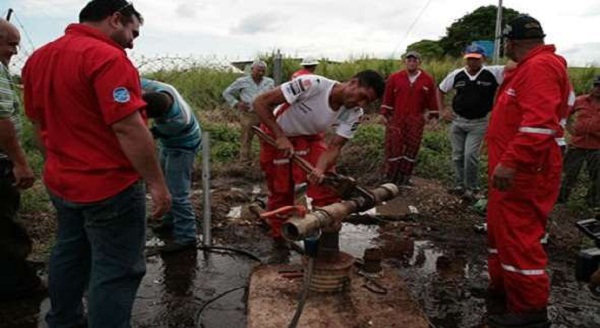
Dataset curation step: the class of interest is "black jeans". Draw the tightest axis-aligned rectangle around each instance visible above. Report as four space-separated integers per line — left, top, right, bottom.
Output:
0 159 41 300
559 147 600 207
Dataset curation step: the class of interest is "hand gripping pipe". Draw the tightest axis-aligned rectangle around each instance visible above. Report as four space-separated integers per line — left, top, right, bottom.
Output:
282 183 399 241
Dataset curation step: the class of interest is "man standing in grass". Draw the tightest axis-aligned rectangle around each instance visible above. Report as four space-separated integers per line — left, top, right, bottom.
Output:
222 60 274 164
291 56 319 80
558 76 600 210
142 78 202 253
380 51 439 187
437 44 504 201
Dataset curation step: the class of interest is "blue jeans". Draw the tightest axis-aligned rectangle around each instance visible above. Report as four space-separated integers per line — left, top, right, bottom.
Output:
160 148 197 244
46 181 146 328
450 116 488 191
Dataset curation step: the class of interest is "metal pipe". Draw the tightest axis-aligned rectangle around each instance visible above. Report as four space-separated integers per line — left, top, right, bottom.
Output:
282 183 399 241
493 0 503 64
201 131 212 247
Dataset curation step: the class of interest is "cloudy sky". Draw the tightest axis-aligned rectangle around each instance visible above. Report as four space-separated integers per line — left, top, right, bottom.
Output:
4 0 600 67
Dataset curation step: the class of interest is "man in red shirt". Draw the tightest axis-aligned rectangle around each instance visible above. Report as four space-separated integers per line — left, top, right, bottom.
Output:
559 76 600 209
485 15 570 328
380 51 438 187
22 1 170 327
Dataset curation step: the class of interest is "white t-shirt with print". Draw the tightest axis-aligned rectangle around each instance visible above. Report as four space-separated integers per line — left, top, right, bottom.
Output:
275 75 363 138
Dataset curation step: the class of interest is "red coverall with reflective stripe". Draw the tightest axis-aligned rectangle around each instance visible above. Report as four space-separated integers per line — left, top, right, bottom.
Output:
380 70 438 180
259 129 339 239
485 45 570 313
290 68 313 80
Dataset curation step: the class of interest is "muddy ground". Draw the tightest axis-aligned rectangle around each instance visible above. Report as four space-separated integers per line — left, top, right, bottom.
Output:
2 162 600 328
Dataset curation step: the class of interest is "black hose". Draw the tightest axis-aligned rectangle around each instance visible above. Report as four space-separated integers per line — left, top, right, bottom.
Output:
196 244 263 263
288 257 314 328
194 286 246 328
146 243 263 263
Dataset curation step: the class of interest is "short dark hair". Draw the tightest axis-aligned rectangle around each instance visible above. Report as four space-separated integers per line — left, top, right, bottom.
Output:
143 92 171 118
352 70 385 99
79 0 143 25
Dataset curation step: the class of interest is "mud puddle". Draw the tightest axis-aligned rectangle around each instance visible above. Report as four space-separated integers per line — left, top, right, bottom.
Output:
3 220 600 328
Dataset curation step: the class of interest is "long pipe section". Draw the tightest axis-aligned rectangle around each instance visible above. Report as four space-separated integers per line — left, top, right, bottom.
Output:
202 131 212 247
282 183 399 241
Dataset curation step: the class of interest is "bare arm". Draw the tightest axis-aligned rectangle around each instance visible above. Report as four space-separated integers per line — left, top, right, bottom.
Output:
437 89 454 121
308 135 347 185
0 118 34 189
253 87 295 156
111 111 171 218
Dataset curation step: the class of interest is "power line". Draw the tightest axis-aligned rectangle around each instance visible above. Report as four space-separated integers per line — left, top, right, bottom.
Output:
391 0 434 57
11 10 36 55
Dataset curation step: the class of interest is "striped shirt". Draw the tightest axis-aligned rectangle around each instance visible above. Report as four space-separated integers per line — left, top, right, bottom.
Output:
0 63 21 160
141 79 202 151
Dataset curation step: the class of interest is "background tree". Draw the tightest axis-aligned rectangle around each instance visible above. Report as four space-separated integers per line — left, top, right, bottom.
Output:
406 39 445 59
439 5 521 57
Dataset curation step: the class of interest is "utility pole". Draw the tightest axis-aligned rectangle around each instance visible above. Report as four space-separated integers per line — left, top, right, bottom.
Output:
493 0 503 64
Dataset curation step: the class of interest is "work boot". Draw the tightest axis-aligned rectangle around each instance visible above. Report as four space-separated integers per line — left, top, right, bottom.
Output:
160 241 196 254
448 185 465 196
396 175 415 189
484 289 507 315
462 189 478 203
487 309 550 328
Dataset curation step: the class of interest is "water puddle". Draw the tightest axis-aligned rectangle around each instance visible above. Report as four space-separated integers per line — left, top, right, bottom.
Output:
3 221 600 328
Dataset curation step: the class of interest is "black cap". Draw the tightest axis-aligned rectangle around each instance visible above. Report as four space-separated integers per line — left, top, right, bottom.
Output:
502 15 546 40
594 76 600 87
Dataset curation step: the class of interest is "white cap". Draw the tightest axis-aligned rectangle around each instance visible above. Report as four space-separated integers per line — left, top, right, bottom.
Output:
300 56 319 66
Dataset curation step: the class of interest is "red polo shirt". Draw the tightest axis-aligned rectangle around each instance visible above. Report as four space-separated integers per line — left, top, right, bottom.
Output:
22 24 146 203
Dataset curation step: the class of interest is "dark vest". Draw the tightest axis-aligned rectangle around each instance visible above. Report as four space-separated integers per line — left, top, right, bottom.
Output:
452 69 499 119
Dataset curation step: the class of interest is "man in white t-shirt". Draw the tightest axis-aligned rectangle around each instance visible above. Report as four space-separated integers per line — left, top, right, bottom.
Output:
253 70 385 240
437 44 504 201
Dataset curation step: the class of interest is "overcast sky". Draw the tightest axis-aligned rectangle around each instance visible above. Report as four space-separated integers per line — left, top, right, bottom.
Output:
4 0 600 67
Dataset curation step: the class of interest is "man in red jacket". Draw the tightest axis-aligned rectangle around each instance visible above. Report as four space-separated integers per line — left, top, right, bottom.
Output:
485 15 570 328
380 51 438 187
558 76 600 209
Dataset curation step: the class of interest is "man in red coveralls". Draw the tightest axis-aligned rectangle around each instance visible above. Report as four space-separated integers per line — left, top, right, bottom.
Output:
558 76 600 209
485 15 570 328
380 51 439 187
290 56 319 80
253 71 385 241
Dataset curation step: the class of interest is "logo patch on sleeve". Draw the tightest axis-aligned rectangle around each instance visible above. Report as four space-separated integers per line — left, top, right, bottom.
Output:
113 87 131 103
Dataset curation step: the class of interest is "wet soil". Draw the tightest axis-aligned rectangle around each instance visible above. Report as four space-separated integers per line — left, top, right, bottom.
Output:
2 165 600 328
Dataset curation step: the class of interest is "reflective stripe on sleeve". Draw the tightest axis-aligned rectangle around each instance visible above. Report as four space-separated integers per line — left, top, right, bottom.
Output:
518 127 556 135
488 248 498 254
273 159 290 165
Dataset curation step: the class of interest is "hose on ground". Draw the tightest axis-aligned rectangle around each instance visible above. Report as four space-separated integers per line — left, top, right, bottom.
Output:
194 286 246 328
288 257 314 328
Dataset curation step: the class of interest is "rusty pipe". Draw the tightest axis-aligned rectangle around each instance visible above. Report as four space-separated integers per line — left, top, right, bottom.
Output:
282 183 399 241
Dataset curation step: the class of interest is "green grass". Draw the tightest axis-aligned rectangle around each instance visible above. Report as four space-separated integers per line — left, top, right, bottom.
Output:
15 57 599 214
